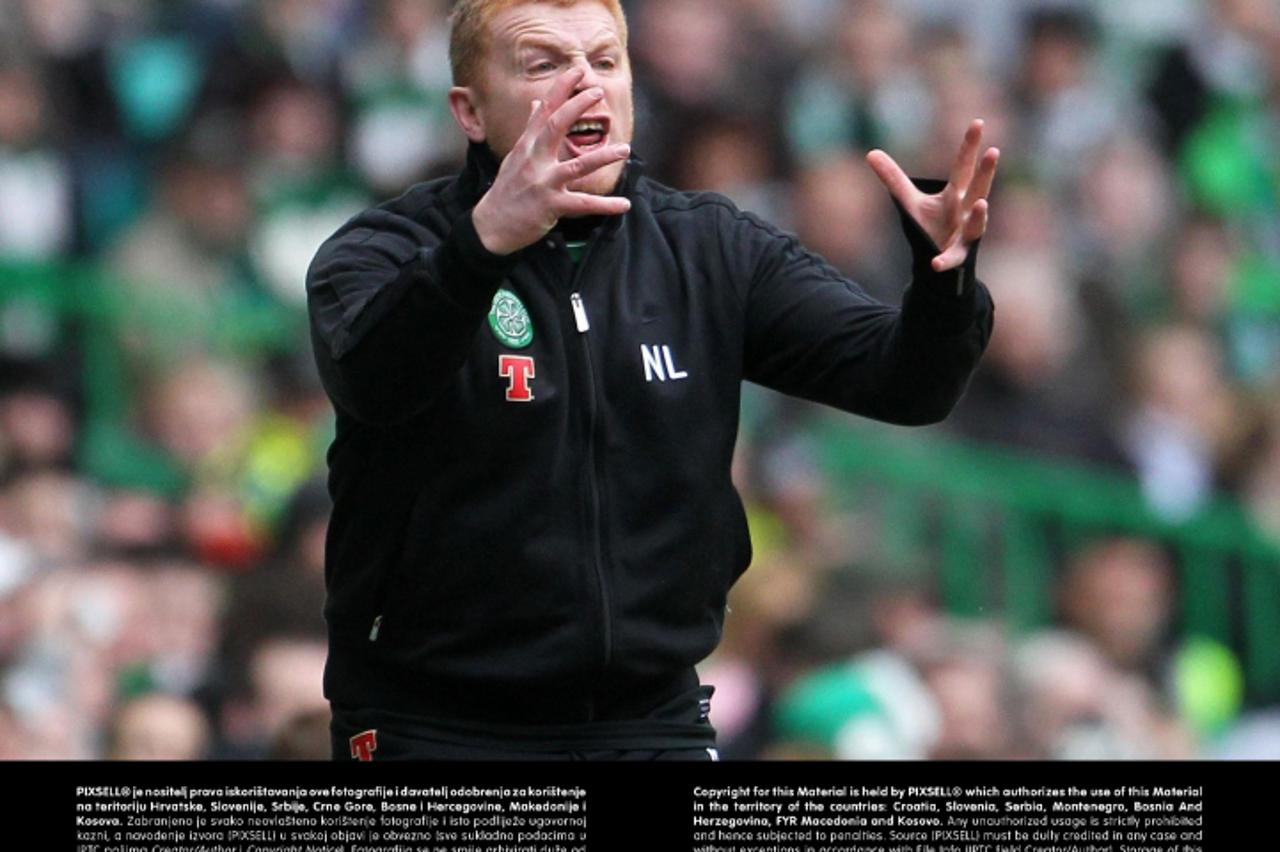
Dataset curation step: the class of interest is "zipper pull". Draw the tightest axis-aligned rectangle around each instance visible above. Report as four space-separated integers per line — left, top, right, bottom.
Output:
369 615 382 642
571 292 590 333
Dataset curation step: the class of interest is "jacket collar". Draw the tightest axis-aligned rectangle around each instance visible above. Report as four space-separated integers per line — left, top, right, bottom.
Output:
457 141 502 202
457 141 643 239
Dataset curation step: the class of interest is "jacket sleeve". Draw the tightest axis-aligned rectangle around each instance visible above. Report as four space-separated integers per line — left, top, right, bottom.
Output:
740 179 994 426
306 205 518 425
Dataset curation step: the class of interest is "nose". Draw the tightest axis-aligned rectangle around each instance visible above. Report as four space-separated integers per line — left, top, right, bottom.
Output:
570 56 602 91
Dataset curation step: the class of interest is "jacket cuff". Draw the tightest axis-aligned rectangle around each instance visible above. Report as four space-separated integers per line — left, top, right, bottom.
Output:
431 208 521 312
893 177 982 334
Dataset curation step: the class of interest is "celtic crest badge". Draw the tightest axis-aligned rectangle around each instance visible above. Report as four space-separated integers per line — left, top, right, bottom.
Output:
488 289 534 349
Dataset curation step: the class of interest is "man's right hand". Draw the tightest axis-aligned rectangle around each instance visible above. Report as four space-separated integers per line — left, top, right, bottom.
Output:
471 68 633 256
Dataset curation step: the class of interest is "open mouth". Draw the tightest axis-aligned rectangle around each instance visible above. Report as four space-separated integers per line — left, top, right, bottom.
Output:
566 116 610 153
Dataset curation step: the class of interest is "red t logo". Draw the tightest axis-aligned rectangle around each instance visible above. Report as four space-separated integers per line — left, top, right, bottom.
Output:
498 355 536 402
349 730 377 761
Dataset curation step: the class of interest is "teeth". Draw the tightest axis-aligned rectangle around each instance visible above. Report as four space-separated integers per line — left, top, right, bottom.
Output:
570 120 605 134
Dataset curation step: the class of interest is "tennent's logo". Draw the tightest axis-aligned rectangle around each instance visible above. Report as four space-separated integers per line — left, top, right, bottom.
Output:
499 355 536 402
349 730 378 761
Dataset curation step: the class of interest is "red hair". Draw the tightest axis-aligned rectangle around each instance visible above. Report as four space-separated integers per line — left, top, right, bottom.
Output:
449 0 629 88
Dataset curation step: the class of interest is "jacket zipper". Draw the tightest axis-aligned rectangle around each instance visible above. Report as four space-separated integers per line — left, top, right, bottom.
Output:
567 242 613 714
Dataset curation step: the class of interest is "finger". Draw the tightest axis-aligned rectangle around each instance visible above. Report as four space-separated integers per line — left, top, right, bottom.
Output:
522 97 543 133
963 198 990 242
551 143 632 187
554 191 632 218
522 68 587 140
932 242 969 272
964 147 1000 207
509 98 547 156
538 86 605 153
865 149 917 208
540 67 586 121
932 200 988 272
948 119 984 195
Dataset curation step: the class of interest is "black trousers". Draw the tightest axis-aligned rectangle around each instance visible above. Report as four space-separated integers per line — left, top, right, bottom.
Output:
331 688 719 761
332 724 719 761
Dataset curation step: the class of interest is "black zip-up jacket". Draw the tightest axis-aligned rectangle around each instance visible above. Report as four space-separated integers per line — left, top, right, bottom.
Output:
307 143 993 737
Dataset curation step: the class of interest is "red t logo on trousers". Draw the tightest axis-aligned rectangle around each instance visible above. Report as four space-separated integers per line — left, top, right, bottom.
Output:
349 730 377 761
498 355 536 402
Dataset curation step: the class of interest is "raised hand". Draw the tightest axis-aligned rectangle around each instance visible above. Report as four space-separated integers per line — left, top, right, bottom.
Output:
471 67 633 256
866 119 999 272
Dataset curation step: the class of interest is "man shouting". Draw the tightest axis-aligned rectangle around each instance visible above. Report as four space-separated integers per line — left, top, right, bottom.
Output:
307 0 998 761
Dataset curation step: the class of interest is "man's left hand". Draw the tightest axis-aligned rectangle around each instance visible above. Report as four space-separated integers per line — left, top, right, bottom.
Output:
866 119 999 272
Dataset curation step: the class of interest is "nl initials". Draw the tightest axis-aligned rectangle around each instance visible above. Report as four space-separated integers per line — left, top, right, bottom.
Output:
641 344 688 383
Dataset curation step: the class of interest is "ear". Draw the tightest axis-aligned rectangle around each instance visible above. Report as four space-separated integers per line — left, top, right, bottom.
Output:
448 86 487 143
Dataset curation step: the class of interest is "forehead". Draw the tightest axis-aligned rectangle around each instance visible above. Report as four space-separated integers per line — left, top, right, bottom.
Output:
488 1 623 51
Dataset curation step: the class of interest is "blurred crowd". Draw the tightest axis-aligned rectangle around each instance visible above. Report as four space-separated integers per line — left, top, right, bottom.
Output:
2 0 1280 760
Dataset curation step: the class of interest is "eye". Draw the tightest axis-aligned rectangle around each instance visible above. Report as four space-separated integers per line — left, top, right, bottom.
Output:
593 56 617 71
528 59 557 75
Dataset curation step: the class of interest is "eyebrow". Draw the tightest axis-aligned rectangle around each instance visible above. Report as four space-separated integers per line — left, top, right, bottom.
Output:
515 31 622 55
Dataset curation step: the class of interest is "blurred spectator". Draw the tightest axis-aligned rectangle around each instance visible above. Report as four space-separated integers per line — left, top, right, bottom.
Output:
1012 6 1120 190
1241 403 1280 543
0 64 73 260
216 636 328 758
785 0 931 165
770 649 941 760
251 0 361 85
215 480 329 697
93 489 177 557
946 241 1124 467
1147 0 1279 155
1056 537 1244 741
342 0 464 194
792 151 905 301
1058 538 1176 679
631 0 788 183
270 706 332 760
1120 325 1242 519
2 560 152 757
1164 214 1236 328
0 470 95 567
136 560 225 696
0 378 77 476
143 357 259 476
701 550 817 759
912 23 1014 180
673 113 789 224
180 487 267 570
1071 131 1178 325
746 564 947 760
1213 706 1280 759
749 430 859 570
107 121 264 367
912 621 1011 760
246 76 368 306
1172 2 1280 382
105 692 212 760
1010 630 1192 759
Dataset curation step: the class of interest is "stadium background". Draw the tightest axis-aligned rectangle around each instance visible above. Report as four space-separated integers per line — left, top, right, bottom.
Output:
2 0 1279 760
